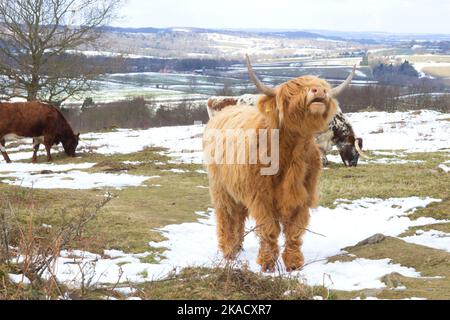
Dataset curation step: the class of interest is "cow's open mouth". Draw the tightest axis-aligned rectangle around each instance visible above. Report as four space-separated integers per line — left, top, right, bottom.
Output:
308 98 327 114
309 98 327 106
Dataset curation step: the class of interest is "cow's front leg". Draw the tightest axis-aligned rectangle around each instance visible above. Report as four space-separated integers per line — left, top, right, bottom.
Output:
250 199 281 273
0 138 11 163
282 206 310 272
44 137 54 162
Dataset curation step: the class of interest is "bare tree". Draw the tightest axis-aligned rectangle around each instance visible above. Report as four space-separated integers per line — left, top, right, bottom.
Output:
0 0 122 105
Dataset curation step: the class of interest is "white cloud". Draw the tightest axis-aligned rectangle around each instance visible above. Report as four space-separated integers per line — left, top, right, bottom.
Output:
116 0 450 34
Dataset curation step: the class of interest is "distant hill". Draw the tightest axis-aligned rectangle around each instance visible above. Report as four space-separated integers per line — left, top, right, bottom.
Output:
101 26 172 34
83 26 450 60
101 26 340 41
102 26 450 42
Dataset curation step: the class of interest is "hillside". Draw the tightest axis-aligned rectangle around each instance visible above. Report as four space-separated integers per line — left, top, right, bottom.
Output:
83 27 368 59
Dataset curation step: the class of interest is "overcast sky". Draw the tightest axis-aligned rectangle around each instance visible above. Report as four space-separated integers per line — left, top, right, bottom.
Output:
115 0 450 34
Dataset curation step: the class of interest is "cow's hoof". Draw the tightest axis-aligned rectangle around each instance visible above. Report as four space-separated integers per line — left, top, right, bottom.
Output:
286 265 303 273
260 265 276 273
223 252 239 262
283 252 304 272
258 258 277 273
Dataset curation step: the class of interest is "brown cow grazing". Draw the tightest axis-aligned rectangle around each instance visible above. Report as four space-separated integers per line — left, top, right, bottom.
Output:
204 55 353 272
0 101 79 163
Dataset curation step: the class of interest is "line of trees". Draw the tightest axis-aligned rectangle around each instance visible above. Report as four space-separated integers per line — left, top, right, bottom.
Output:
63 97 210 132
372 60 420 86
338 85 450 113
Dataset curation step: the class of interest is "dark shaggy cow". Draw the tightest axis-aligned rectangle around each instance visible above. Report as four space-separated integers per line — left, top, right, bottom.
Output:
0 101 79 163
316 108 366 167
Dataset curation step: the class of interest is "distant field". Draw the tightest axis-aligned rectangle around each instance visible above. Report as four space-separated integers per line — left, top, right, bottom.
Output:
67 58 373 104
422 66 450 78
393 54 450 79
407 55 450 64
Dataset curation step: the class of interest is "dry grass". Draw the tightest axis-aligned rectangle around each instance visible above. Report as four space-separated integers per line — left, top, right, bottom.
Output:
319 152 449 210
134 263 326 300
422 67 450 78
407 55 450 64
0 193 113 300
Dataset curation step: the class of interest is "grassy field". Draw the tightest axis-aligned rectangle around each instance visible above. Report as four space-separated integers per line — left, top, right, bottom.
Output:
407 55 450 64
422 67 450 78
0 146 449 300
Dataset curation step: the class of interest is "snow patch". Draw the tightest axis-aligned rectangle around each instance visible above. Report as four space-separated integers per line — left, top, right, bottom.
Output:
403 230 450 252
8 274 31 285
348 110 450 153
1 170 153 190
438 161 450 173
79 125 204 164
305 258 419 291
162 169 189 174
0 161 155 190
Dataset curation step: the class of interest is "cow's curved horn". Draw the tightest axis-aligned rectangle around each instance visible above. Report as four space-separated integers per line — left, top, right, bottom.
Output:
331 65 356 97
354 139 370 159
245 54 277 97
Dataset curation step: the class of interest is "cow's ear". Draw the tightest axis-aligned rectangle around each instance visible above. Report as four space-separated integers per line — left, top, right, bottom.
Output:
347 135 356 144
258 95 281 127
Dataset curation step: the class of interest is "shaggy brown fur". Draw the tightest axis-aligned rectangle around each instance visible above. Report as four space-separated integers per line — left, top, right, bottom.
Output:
208 97 239 113
204 76 338 272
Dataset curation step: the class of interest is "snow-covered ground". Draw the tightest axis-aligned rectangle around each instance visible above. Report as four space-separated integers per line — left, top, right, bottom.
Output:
40 197 448 291
349 110 450 153
79 125 204 164
403 230 450 253
205 33 331 57
2 110 449 295
0 161 155 190
2 170 153 190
